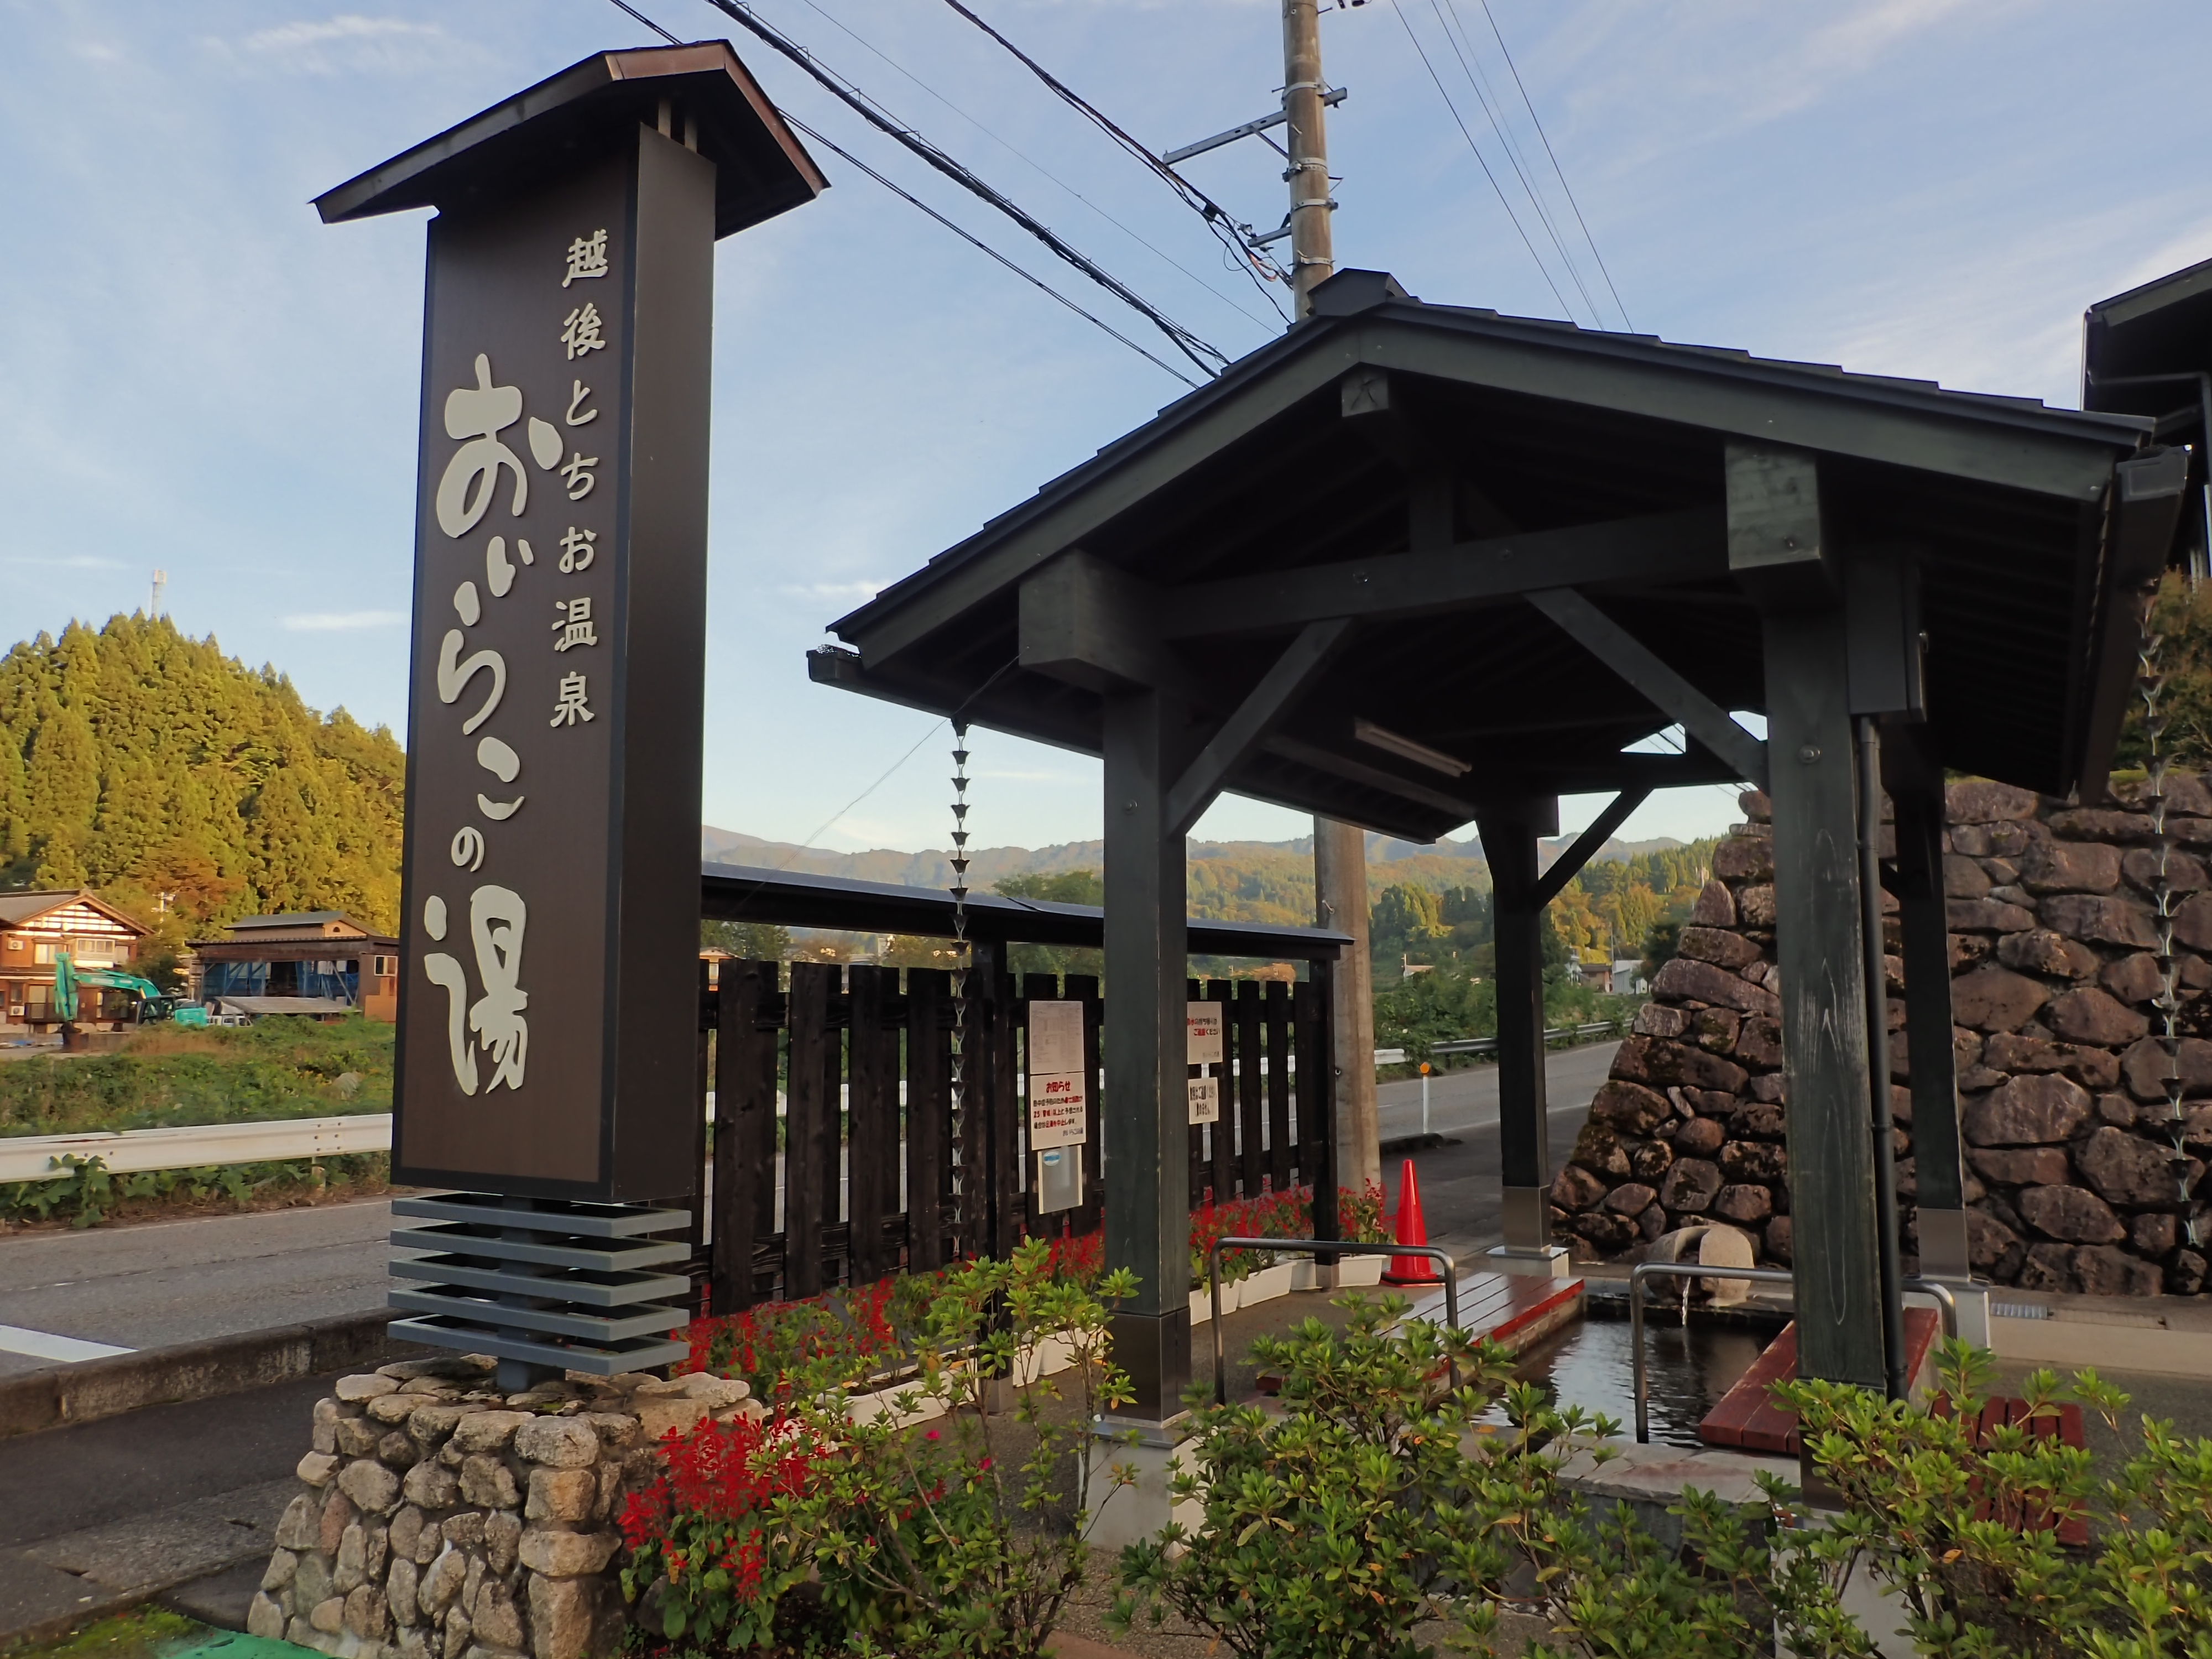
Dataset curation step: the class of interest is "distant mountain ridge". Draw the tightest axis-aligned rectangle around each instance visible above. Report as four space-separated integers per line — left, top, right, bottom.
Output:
700 825 1684 924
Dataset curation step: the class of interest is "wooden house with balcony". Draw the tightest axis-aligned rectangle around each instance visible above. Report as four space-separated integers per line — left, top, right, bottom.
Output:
189 911 399 1021
0 890 152 1034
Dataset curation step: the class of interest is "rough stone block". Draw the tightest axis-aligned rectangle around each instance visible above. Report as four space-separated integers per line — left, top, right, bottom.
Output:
443 1512 487 1550
2038 893 2158 950
2102 953 2169 1005
634 1398 708 1441
1719 1140 1786 1184
1712 836 1774 881
514 1418 599 1470
248 1593 286 1641
1689 1007 1741 1053
1968 1146 2070 1186
1943 854 1992 897
1588 1080 1671 1136
405 1463 461 1510
1728 1100 1787 1142
1689 879 1735 926
335 1524 367 1594
2120 1036 2212 1102
451 1412 531 1455
1610 1034 1750 1094
335 1417 380 1458
518 1528 620 1578
2020 841 2122 894
410 1404 470 1449
1569 1121 1629 1179
1996 928 2099 979
2018 1184 2125 1244
444 1609 472 1659
1670 1115 1725 1157
2131 1212 2178 1259
297 1451 338 1487
419 1548 467 1616
2077 1125 2186 1207
528 1566 606 1659
2020 1241 2078 1292
1948 898 2035 934
1629 1138 1674 1181
388 1557 420 1628
368 1394 420 1426
1713 1183 1772 1224
344 1584 389 1641
311 1597 346 1635
1632 1004 1689 1038
1602 1182 1657 1216
1571 1210 1635 1250
340 1458 403 1515
1550 1164 1607 1211
472 1580 526 1652
2047 987 2150 1047
525 1468 598 1524
275 1495 318 1552
319 1490 356 1557
1952 967 2051 1032
1660 1158 1721 1214
2074 1245 2163 1297
2123 846 2209 894
1964 1073 2091 1146
1677 925 1762 969
486 1511 522 1575
1948 779 2039 822
337 1375 400 1403
460 1455 519 1510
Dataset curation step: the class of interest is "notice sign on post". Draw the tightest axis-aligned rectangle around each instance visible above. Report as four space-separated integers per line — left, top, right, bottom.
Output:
1187 1076 1221 1125
1027 1000 1088 1151
1186 1003 1223 1065
316 46 823 1200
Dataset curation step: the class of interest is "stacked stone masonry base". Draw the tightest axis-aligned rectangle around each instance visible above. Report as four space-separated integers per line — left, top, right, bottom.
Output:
250 1357 758 1659
1552 776 2208 1296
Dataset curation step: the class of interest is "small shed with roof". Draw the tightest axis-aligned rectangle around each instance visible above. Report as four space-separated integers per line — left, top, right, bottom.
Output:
190 911 400 1021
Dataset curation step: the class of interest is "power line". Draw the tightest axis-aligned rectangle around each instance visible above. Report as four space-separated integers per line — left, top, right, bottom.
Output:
1384 0 1573 321
780 113 1201 387
1470 0 1632 332
930 0 1293 321
1422 0 1598 328
695 0 1231 377
602 0 1194 383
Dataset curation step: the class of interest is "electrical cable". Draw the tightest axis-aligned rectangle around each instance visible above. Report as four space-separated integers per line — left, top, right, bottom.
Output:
792 0 1282 328
1384 0 1573 321
779 114 1200 387
694 0 1231 377
608 0 1204 382
1472 0 1632 332
1424 0 1598 328
930 0 1293 318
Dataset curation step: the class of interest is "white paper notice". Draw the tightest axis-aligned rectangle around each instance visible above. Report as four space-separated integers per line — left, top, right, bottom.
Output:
1027 1000 1084 1075
1186 1002 1223 1066
1187 1074 1220 1125
1029 1071 1088 1150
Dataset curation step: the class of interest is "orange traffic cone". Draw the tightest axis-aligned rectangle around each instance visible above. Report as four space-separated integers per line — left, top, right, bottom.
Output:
1381 1157 1441 1284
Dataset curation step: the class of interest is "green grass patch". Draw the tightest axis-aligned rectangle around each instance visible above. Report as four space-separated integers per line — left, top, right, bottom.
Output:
3 1608 197 1659
0 1017 393 1139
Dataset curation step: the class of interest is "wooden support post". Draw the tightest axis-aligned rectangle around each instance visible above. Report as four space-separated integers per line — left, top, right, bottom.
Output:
1477 800 1567 1274
1102 687 1193 1421
846 964 896 1282
1765 611 1888 1386
1887 726 1969 1279
1065 972 1105 1234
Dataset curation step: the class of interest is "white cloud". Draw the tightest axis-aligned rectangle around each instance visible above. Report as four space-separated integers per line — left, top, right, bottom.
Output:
210 14 456 76
0 554 127 570
283 610 406 631
779 579 887 604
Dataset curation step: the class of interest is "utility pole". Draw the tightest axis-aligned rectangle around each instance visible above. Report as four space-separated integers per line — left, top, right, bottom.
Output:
1284 0 1381 1198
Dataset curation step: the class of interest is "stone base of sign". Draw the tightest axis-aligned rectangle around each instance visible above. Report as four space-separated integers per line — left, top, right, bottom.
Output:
248 1355 756 1659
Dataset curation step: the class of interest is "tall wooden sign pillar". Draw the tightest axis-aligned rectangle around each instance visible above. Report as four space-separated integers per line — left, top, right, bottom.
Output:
317 45 822 1380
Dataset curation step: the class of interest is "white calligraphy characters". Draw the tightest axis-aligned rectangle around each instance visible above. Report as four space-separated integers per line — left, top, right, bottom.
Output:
550 671 595 727
420 890 528 1096
552 596 597 653
561 228 609 288
558 527 596 573
435 355 565 539
561 303 607 361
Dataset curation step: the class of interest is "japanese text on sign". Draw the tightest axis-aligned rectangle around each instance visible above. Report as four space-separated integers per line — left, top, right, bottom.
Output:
1026 1000 1088 1151
1187 1076 1220 1125
1187 1003 1223 1066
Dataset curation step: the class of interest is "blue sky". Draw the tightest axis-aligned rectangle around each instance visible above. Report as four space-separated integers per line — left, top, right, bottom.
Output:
7 1 2212 858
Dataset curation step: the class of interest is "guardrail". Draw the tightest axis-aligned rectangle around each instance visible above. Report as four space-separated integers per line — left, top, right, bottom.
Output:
1375 1019 1626 1068
0 1115 393 1182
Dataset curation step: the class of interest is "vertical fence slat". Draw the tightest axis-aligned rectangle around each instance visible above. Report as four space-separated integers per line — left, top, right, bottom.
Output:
1064 972 1103 1234
1209 977 1235 1208
906 967 949 1272
712 957 773 1313
989 951 1023 1259
784 961 833 1300
1299 966 1339 1242
1235 979 1264 1202
847 964 897 1283
690 959 712 1310
1019 973 1059 1234
1265 979 1293 1195
1186 975 1207 1209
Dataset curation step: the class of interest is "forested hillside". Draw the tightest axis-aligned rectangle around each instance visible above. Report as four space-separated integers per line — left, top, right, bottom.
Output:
0 616 405 954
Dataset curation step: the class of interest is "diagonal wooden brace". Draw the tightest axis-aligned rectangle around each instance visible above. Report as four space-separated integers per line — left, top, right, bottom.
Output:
1527 586 1769 790
1165 618 1353 837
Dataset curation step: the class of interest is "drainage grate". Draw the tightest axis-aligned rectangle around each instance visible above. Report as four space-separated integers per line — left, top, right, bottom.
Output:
1991 1301 2048 1320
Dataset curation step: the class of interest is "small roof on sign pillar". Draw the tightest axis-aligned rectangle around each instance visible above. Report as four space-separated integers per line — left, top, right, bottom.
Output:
314 41 826 239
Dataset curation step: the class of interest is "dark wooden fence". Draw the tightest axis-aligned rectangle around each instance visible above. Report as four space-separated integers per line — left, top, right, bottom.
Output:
694 948 1334 1311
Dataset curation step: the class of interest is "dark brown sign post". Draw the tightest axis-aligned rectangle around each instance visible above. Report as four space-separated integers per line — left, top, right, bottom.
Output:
317 45 822 1378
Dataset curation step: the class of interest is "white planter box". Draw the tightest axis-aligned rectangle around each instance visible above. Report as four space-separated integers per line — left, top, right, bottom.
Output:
1335 1255 1385 1287
845 1379 949 1431
1290 1258 1328 1292
1013 1333 1078 1385
1240 1262 1293 1306
1190 1280 1243 1324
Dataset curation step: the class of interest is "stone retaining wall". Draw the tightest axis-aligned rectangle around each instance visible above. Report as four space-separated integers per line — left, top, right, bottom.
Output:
249 1357 755 1659
1551 776 2209 1296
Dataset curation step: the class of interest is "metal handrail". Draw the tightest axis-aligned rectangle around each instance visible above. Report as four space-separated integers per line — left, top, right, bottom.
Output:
1628 1261 1963 1442
1206 1237 1459 1404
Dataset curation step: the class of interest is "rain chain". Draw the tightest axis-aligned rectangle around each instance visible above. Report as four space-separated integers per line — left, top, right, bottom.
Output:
947 723 973 1250
2137 618 2202 1250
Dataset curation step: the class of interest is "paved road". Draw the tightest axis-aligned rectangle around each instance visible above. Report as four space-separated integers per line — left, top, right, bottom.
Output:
1376 1041 1619 1261
0 1199 394 1378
